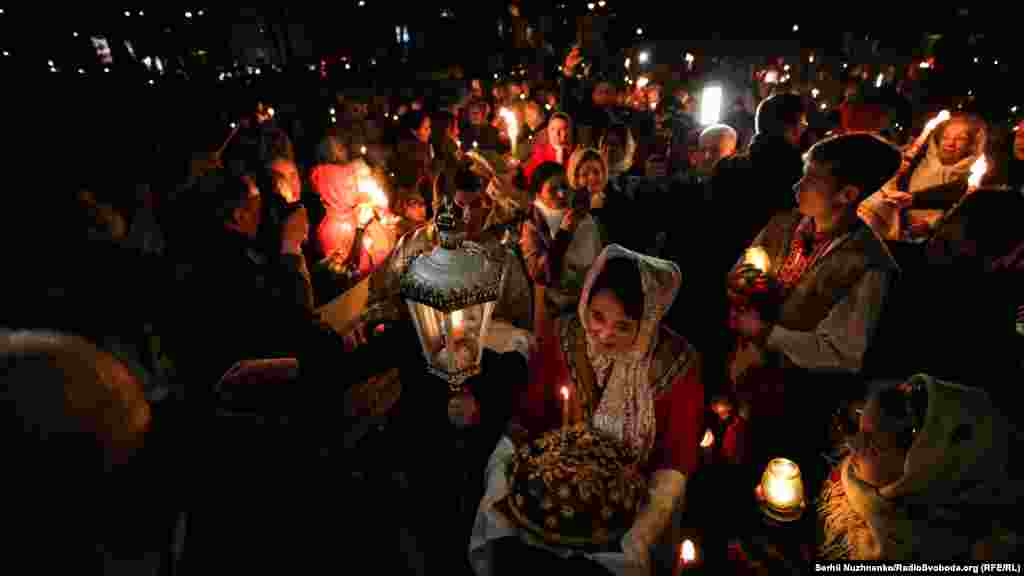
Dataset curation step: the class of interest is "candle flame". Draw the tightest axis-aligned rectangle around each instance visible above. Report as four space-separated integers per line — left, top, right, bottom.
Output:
923 110 951 136
560 386 569 401
360 145 367 155
636 76 649 89
700 429 714 448
681 539 696 563
359 176 389 210
499 108 519 153
762 458 803 510
967 155 988 189
744 247 770 273
451 309 464 330
473 140 479 149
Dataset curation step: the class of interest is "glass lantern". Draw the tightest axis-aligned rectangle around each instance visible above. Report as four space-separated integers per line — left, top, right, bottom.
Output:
756 457 806 522
400 196 508 393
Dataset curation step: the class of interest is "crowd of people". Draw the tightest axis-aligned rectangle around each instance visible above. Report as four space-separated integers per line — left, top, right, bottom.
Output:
5 42 1024 573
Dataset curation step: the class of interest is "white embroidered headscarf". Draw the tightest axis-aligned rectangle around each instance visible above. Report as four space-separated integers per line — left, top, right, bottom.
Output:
578 245 682 462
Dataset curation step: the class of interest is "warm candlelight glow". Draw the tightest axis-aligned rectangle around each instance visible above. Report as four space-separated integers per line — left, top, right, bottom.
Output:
636 76 650 89
922 110 951 140
967 155 988 189
362 235 373 250
359 176 389 210
560 386 569 402
360 145 367 156
743 247 770 273
499 108 519 155
451 309 464 335
761 458 804 513
473 140 479 149
681 539 696 563
700 429 714 448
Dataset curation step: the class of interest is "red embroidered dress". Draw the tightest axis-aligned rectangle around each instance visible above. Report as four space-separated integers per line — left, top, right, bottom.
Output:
776 216 834 293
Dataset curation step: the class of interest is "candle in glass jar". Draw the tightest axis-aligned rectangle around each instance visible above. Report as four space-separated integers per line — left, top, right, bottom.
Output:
700 428 714 465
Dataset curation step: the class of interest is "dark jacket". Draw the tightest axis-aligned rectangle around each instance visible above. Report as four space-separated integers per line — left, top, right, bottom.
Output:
710 133 803 275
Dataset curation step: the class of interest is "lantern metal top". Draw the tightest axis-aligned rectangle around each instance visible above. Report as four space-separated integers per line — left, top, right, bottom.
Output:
399 196 506 312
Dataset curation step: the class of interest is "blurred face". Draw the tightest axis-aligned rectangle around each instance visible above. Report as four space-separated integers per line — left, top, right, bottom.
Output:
576 159 605 196
1015 122 1024 161
587 289 640 354
539 175 569 210
414 117 432 144
938 121 971 165
404 196 427 223
697 133 737 175
796 160 848 220
454 188 486 239
785 114 809 148
234 177 263 237
508 84 522 99
548 117 570 148
270 160 302 203
471 79 483 98
849 396 908 488
592 82 616 108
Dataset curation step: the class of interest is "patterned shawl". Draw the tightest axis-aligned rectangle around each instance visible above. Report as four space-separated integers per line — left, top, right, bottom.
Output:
577 244 682 462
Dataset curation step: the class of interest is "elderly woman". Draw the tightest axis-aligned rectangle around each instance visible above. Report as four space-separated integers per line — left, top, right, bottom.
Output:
521 161 603 319
819 375 1019 561
859 113 987 241
469 245 704 576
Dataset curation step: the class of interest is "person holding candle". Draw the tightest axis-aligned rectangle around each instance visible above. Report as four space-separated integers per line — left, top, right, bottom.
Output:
858 113 988 242
727 133 902 491
470 245 704 576
522 112 577 184
520 161 603 320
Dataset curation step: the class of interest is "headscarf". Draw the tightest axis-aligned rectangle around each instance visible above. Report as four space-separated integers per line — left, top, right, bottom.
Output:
820 374 1017 560
312 159 395 272
310 159 372 213
577 245 682 461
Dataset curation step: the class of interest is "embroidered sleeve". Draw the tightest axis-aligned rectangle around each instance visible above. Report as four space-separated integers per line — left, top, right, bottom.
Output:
766 267 892 373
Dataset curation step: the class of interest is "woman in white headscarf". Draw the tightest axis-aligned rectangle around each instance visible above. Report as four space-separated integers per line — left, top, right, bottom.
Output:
819 374 1019 561
469 245 704 576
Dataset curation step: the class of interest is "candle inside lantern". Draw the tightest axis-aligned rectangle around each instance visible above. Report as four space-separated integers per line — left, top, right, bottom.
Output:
743 246 771 273
450 309 465 339
760 458 804 514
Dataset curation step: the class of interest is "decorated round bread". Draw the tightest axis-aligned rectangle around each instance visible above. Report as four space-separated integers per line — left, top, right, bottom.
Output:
501 423 647 548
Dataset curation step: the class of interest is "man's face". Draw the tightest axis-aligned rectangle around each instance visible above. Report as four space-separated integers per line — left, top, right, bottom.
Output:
697 133 737 176
1014 122 1024 161
471 79 483 98
454 189 486 239
796 161 845 220
592 82 616 108
270 160 302 204
850 397 908 487
938 121 971 166
548 117 570 148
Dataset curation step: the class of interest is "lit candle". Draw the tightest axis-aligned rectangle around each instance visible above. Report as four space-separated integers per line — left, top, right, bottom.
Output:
674 538 701 574
472 140 479 150
700 428 714 465
966 155 988 191
360 145 367 156
758 458 805 520
450 309 465 339
913 109 951 151
499 108 519 155
743 247 770 274
560 385 570 430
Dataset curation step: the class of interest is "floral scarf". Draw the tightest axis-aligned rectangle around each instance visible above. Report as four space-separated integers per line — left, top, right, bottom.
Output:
578 245 682 462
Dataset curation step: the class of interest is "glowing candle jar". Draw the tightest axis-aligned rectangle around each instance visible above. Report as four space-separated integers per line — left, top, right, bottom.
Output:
757 458 805 522
673 538 702 574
